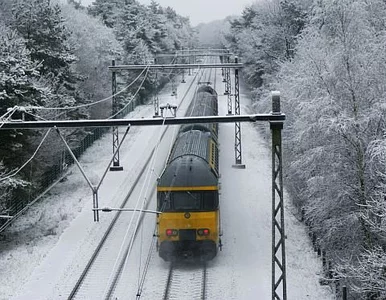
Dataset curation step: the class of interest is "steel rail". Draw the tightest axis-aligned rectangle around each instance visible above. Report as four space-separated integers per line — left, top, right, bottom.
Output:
163 263 174 300
68 64 203 299
67 142 160 299
162 262 207 300
202 263 208 300
106 67 218 299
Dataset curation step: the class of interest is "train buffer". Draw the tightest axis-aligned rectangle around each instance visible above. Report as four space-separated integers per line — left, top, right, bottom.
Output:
198 81 212 85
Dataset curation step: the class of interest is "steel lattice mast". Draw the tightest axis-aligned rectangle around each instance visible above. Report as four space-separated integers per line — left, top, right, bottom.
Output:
233 56 244 168
110 60 123 171
270 91 287 300
225 56 232 114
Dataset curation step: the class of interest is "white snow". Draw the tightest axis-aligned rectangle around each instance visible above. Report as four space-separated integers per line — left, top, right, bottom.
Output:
0 68 334 300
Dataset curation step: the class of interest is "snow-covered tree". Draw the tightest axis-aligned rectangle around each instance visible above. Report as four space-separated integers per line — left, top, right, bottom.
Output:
272 0 386 297
231 0 386 297
226 0 307 87
0 161 30 218
87 0 195 104
0 23 50 166
12 0 82 112
60 2 124 118
88 0 125 28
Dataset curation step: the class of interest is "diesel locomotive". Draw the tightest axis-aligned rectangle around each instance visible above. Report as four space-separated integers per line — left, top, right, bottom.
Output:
156 85 221 261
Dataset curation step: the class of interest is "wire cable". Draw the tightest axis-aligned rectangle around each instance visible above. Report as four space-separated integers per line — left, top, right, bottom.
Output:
115 64 198 297
0 128 52 182
0 66 150 185
134 66 209 299
103 116 168 299
109 65 151 119
0 107 16 120
0 107 17 129
22 67 149 112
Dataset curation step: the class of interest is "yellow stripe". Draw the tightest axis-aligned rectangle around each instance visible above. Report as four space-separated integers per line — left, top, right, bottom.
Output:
157 186 218 191
209 140 214 171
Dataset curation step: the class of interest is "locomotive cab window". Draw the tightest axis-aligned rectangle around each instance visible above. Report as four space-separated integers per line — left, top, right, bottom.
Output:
174 191 201 210
158 191 218 212
203 191 219 210
157 192 172 211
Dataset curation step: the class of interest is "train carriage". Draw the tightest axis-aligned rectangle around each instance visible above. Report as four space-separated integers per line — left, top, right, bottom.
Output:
179 85 218 138
157 85 221 261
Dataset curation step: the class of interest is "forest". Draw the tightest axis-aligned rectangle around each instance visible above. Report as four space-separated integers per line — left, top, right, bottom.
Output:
226 0 386 298
0 0 195 228
1 0 386 298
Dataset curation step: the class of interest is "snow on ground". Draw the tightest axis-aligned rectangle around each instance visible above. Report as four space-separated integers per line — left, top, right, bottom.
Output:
0 68 334 300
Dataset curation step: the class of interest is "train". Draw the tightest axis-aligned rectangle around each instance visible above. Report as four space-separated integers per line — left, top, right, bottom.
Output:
156 84 221 261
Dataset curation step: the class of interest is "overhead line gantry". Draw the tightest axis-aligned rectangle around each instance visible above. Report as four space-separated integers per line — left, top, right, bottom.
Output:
1 114 284 129
109 61 244 167
108 63 242 70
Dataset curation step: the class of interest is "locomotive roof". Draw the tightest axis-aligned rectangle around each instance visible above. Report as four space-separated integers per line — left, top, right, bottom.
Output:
197 85 217 96
185 91 218 117
158 130 219 187
181 85 218 136
158 156 217 187
158 85 220 189
169 131 210 163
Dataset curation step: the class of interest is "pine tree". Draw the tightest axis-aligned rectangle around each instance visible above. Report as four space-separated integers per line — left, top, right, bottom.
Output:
0 23 50 166
88 0 126 28
0 161 29 219
12 0 82 111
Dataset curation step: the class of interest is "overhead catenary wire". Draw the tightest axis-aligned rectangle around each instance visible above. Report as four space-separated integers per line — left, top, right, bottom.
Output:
120 110 178 299
133 136 179 299
134 114 173 294
0 128 52 182
13 66 149 113
103 115 169 299
0 66 150 184
109 65 151 119
5 55 178 121
114 64 205 299
134 66 213 299
0 107 17 129
102 62 183 295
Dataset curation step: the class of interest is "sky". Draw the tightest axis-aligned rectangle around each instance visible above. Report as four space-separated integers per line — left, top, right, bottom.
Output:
80 0 256 25
1 66 334 299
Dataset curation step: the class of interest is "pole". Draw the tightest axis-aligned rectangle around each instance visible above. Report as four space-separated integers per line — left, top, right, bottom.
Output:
110 59 123 171
232 56 245 169
270 91 287 300
153 57 160 117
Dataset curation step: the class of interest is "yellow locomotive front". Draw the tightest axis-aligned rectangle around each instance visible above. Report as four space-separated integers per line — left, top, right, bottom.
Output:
157 131 220 261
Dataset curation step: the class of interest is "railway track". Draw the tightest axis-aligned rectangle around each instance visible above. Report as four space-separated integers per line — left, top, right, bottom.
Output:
163 262 208 300
128 64 219 300
67 65 216 299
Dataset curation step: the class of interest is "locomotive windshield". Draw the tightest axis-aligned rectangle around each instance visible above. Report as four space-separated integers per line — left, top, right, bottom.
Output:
175 192 201 210
158 191 219 212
